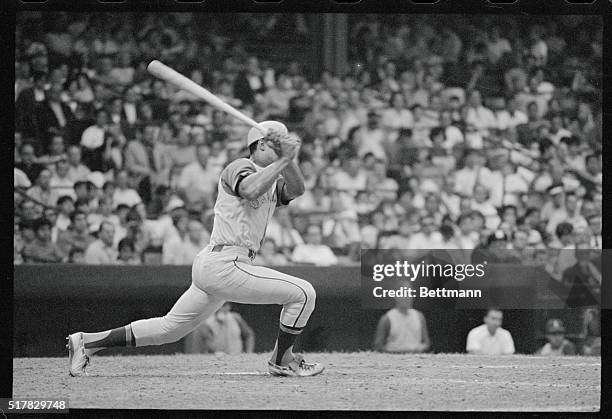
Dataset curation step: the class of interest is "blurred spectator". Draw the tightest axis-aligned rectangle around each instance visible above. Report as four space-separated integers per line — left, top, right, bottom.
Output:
66 145 91 182
57 210 95 256
27 168 60 209
177 144 217 212
266 208 304 255
162 219 207 265
50 158 75 199
466 308 515 355
255 240 289 266
84 221 118 264
184 303 255 355
112 169 142 208
55 195 75 231
581 308 600 356
535 319 576 356
22 218 66 263
16 143 45 184
116 237 141 265
373 293 430 354
36 83 74 150
291 224 338 266
15 70 48 138
234 56 266 107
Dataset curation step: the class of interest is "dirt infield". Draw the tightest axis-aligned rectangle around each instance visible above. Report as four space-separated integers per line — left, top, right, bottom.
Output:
13 352 600 411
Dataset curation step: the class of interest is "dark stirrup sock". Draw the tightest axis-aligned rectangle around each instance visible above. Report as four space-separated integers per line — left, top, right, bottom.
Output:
83 325 136 349
275 324 303 365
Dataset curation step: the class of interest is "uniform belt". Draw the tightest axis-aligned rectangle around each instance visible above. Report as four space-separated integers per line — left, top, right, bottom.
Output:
211 244 256 260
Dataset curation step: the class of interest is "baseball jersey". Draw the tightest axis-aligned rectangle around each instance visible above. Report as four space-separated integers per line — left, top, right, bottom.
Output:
209 158 289 252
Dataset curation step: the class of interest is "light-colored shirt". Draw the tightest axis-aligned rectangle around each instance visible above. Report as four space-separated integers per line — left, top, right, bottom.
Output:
291 244 338 266
67 164 91 183
382 308 426 353
112 188 142 209
81 125 106 149
162 236 203 265
177 162 217 207
84 239 118 264
209 158 286 252
466 324 515 355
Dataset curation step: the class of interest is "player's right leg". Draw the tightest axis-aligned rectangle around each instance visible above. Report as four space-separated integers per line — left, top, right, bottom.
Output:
67 283 225 376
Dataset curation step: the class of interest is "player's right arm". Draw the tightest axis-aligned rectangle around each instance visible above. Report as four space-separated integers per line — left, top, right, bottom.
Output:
233 157 293 201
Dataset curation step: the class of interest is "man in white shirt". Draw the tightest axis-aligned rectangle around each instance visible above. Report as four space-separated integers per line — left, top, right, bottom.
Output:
177 144 218 212
162 220 209 265
466 308 515 355
354 111 387 160
84 221 118 264
291 224 338 266
464 90 497 140
112 169 142 209
50 158 76 200
453 150 492 198
66 145 91 183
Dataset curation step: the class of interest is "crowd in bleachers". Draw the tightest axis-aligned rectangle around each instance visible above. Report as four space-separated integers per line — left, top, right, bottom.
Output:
14 13 602 271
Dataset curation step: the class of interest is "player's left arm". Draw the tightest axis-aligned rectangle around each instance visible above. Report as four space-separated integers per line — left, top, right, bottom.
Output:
278 159 305 204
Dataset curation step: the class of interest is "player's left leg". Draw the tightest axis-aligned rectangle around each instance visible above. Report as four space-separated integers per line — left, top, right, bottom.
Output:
67 283 225 376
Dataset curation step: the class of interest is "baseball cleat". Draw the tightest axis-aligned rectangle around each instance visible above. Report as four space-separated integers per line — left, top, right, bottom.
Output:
66 333 90 377
268 354 324 377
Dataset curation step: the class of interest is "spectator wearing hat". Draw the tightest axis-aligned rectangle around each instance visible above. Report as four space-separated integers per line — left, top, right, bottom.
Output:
536 319 576 356
22 218 66 263
84 221 118 264
466 308 515 355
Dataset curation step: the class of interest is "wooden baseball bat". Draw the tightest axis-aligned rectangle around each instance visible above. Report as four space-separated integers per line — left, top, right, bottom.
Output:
147 60 265 134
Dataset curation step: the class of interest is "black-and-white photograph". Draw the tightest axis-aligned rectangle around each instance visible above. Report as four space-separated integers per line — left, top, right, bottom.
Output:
11 11 602 411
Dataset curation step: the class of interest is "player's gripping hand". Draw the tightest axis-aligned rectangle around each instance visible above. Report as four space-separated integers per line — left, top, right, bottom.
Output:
265 129 301 160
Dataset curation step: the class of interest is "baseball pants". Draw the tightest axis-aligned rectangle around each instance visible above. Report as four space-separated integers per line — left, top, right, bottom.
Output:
130 245 316 347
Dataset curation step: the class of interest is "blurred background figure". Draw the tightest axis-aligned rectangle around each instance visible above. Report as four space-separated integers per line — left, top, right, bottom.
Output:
184 303 255 355
466 308 515 355
373 292 430 354
535 319 576 356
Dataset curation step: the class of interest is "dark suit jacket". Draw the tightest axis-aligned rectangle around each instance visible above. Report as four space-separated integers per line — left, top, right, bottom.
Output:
15 87 41 138
233 72 265 106
36 100 74 150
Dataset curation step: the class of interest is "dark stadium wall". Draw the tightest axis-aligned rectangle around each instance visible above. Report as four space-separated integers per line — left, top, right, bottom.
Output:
14 265 564 357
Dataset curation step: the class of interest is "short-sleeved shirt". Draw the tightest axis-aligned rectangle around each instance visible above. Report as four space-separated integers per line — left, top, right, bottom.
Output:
209 158 289 252
466 324 515 355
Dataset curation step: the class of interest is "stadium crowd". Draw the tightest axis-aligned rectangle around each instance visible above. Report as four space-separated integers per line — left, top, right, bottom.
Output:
14 13 602 274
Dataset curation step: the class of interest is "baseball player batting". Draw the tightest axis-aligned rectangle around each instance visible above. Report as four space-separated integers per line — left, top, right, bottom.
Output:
66 120 324 377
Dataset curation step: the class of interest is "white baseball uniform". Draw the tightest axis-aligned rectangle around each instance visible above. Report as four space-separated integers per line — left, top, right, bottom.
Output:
130 158 316 347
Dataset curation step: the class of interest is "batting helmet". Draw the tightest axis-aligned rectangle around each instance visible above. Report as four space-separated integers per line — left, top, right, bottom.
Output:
247 120 288 147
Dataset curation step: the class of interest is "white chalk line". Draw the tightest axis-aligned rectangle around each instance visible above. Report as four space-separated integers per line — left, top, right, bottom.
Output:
448 363 601 369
